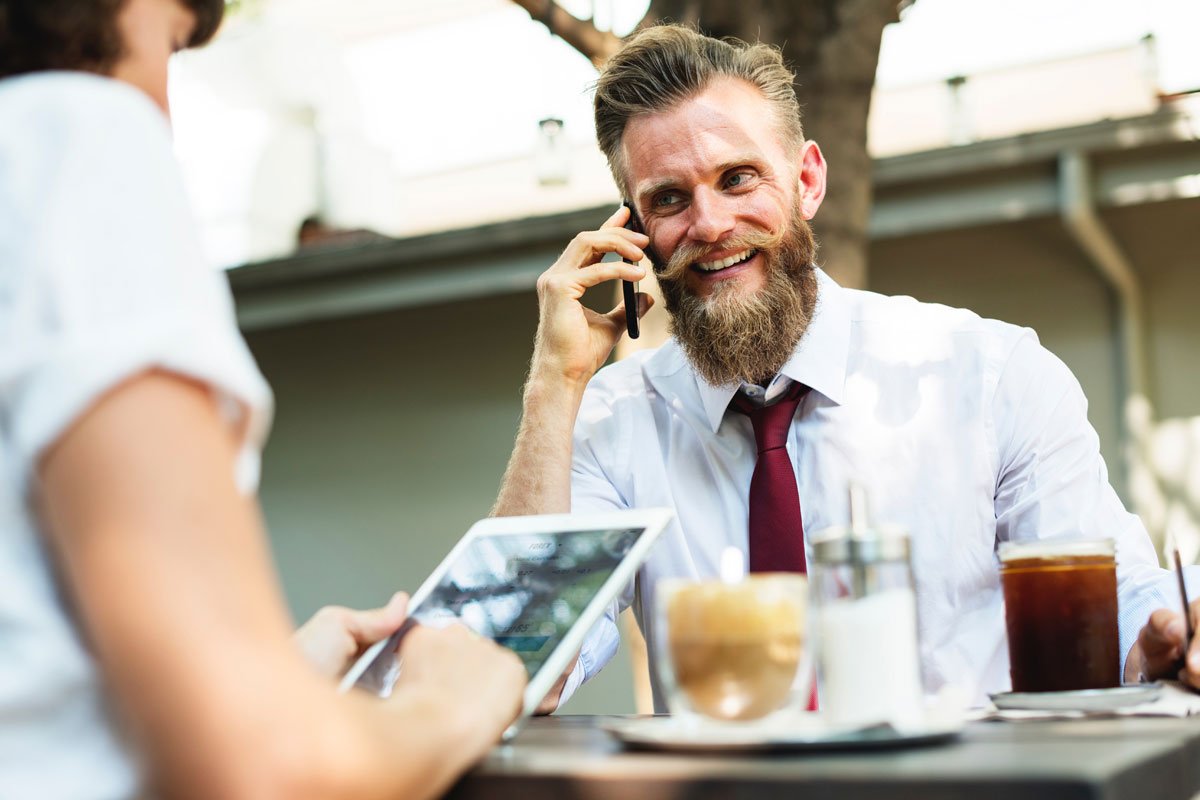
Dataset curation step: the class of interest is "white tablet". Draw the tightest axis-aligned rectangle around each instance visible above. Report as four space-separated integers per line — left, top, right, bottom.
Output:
338 508 673 732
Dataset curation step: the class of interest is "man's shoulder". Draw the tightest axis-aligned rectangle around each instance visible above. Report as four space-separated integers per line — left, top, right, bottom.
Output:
577 341 694 426
587 340 687 395
843 285 1031 357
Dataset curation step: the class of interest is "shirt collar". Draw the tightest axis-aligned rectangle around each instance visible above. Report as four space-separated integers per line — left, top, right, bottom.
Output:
694 267 851 432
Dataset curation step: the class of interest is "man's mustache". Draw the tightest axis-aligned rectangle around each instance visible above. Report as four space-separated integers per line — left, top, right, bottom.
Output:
657 226 787 284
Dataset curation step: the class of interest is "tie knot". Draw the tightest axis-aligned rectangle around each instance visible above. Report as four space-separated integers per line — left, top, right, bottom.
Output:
735 383 808 453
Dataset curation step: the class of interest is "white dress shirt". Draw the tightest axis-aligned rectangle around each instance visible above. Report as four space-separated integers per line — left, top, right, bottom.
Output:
566 267 1183 709
0 73 271 798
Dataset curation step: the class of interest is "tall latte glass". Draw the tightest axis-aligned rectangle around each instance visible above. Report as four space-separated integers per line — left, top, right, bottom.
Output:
656 574 809 722
998 539 1120 693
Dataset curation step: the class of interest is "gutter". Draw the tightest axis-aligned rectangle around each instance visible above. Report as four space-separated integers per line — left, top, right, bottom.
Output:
1058 149 1151 487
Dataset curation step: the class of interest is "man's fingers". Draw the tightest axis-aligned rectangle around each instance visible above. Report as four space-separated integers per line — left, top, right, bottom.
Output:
1182 598 1200 675
602 204 630 229
554 230 649 273
1148 609 1184 648
534 653 580 715
1140 608 1185 668
540 261 646 299
637 292 654 318
604 292 655 329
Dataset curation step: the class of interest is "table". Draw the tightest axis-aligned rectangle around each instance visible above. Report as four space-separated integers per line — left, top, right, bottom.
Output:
446 715 1200 800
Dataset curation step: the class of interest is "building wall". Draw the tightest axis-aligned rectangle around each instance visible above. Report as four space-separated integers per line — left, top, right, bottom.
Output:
1110 199 1200 422
245 289 641 714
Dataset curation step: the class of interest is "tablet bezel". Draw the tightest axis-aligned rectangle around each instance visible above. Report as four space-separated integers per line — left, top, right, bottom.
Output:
337 508 673 726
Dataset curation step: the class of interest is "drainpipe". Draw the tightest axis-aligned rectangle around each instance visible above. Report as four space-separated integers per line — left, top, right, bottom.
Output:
1058 149 1150 493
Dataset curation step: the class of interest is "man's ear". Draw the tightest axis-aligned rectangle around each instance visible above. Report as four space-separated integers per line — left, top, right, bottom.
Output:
796 141 827 220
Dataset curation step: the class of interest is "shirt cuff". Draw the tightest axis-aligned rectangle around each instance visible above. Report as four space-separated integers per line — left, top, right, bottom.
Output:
552 614 621 710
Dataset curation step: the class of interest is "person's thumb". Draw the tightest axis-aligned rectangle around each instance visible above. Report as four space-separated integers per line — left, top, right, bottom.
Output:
346 592 409 646
605 292 655 330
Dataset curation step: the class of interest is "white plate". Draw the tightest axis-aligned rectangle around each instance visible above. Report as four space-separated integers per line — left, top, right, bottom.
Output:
602 714 963 753
989 684 1163 712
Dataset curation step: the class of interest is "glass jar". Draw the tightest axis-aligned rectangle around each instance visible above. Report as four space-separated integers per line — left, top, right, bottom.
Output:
810 524 924 728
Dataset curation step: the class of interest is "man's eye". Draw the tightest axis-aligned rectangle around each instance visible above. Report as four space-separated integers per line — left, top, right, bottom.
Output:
725 171 756 188
653 193 681 208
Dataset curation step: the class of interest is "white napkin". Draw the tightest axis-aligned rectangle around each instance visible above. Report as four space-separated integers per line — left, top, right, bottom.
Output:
971 682 1200 721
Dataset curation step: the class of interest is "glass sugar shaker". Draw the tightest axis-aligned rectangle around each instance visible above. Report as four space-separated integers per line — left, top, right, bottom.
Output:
810 486 925 728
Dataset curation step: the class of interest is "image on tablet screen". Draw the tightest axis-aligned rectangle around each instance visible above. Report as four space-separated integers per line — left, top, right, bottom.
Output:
411 527 641 676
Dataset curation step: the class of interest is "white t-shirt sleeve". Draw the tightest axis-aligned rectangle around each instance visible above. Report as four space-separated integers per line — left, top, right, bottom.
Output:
0 75 272 494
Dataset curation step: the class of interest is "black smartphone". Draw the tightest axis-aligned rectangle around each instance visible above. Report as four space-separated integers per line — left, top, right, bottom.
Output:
621 200 642 340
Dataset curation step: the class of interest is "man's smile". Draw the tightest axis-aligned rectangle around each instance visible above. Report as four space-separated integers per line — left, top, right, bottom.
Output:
694 247 758 272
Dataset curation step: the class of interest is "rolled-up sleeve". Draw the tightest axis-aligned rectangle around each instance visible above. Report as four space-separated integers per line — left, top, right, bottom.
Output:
553 384 636 705
1 77 271 496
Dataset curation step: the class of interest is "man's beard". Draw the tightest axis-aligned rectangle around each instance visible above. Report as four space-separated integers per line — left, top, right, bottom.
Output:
655 204 819 387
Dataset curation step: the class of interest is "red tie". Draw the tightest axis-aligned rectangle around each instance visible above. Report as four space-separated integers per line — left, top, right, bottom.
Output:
734 382 810 573
734 382 818 710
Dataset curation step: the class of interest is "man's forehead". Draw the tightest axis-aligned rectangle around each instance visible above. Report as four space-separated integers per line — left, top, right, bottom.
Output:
621 82 789 198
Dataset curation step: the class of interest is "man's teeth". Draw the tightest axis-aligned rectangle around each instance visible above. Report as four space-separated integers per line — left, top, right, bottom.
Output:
695 249 757 272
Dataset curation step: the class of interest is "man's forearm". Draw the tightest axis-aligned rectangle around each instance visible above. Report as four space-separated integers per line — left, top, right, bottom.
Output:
492 374 588 517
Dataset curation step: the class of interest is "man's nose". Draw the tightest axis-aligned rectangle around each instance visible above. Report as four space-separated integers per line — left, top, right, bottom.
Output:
686 188 736 244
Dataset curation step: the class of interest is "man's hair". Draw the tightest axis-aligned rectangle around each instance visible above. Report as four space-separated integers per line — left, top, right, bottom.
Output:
0 0 225 80
593 24 804 194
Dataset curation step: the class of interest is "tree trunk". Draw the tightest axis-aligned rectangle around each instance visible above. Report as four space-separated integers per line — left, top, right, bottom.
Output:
645 0 901 289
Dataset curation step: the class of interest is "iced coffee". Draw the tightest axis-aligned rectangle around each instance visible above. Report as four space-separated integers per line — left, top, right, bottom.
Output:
658 574 808 721
998 539 1119 692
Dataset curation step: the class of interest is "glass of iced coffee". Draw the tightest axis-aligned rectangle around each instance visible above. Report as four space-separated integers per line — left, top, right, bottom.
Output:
656 574 809 722
998 538 1120 692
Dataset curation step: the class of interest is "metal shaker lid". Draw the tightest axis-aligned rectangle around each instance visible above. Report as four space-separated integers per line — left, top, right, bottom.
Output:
811 524 911 564
810 484 911 564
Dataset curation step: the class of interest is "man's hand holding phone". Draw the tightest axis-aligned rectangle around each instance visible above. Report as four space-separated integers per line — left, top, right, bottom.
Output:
494 205 654 518
529 204 653 389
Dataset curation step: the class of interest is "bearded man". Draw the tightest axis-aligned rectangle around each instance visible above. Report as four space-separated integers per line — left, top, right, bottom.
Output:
493 24 1199 710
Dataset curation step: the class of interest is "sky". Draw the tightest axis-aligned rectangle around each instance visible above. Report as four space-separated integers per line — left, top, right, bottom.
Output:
336 0 1200 177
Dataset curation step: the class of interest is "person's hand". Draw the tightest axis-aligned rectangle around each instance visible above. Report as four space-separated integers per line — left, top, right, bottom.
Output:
531 205 652 387
534 652 579 715
1130 600 1200 688
294 592 409 680
394 624 527 734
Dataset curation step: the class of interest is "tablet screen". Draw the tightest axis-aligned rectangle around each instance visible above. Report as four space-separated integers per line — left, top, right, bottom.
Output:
352 526 644 694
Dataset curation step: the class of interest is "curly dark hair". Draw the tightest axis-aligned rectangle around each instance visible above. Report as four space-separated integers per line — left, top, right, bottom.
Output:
0 0 225 80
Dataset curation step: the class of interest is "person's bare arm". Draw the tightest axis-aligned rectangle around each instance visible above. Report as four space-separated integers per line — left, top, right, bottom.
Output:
492 205 650 517
39 371 524 800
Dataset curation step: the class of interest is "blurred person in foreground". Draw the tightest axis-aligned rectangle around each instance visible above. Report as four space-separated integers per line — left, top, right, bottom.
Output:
494 24 1200 710
0 1 524 798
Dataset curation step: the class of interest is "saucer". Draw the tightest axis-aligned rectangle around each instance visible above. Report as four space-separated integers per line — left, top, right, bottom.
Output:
989 683 1163 713
602 713 963 753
